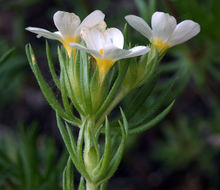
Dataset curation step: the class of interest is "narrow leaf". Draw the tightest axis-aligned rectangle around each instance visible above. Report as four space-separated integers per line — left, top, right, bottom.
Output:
26 44 80 125
98 120 127 185
56 114 90 180
63 157 74 190
78 177 85 190
66 123 77 154
130 78 175 127
125 72 159 119
129 101 175 135
0 47 15 65
94 118 111 180
46 41 60 90
76 120 88 178
80 49 92 113
60 69 74 117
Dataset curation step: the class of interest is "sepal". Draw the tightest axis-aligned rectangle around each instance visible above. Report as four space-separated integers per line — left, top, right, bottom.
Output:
122 47 159 90
95 61 128 119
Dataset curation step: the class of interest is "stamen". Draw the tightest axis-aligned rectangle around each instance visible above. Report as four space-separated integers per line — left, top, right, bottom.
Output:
99 48 103 54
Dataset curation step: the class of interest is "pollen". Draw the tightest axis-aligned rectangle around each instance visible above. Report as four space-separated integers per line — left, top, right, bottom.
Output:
99 48 103 54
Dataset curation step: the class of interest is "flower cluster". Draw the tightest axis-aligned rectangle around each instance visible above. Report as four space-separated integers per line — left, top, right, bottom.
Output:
26 10 200 82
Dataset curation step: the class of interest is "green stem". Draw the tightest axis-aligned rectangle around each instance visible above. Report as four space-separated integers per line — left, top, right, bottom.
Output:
86 181 98 190
84 118 100 178
95 88 130 129
84 119 95 168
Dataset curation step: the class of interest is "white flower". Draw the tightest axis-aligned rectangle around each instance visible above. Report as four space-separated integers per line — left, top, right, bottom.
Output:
26 10 105 56
69 26 150 82
125 12 200 53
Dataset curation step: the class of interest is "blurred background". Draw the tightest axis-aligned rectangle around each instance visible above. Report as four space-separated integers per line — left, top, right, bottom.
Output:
0 0 220 189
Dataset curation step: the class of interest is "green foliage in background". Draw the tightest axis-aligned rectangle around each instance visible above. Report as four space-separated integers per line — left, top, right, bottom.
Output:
0 48 26 108
152 111 220 189
0 123 67 190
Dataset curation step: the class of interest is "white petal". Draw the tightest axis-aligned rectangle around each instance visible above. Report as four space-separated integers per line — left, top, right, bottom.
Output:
103 45 130 61
81 27 104 51
169 20 200 46
152 12 176 41
103 45 150 61
122 46 150 59
80 10 105 28
94 21 107 32
26 27 62 40
104 28 124 49
53 11 80 37
125 15 152 40
69 42 101 58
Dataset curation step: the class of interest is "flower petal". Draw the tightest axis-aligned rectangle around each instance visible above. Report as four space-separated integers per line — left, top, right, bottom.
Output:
151 12 176 41
125 15 152 40
80 10 105 29
104 28 124 49
122 46 150 59
80 27 104 51
26 27 62 40
53 11 80 37
103 45 149 61
169 20 200 46
69 42 101 58
103 45 130 60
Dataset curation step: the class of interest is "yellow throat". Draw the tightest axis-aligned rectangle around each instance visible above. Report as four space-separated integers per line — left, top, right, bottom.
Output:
61 36 78 57
152 39 170 54
96 48 115 83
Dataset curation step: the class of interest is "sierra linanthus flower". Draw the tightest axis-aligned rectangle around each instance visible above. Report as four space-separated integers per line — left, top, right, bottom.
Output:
26 10 105 56
70 26 150 82
125 12 200 54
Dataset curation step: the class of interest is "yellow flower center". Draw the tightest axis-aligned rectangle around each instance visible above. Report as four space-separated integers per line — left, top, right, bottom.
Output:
61 36 78 56
96 50 115 82
152 39 170 54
